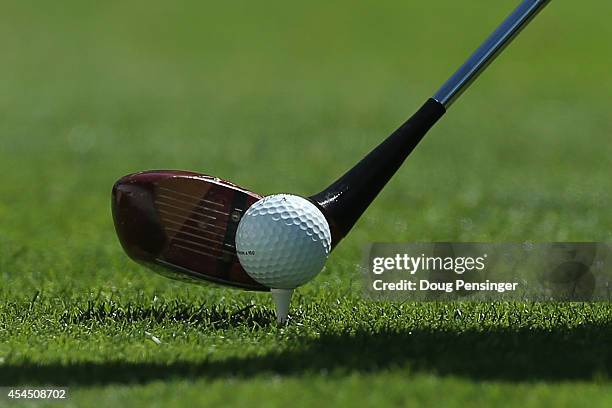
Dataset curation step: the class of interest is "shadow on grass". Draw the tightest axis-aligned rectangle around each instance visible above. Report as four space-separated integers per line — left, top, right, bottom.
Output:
59 300 275 330
2 323 610 385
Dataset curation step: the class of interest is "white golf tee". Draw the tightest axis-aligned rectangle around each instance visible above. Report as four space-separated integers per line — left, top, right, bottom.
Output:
271 288 293 324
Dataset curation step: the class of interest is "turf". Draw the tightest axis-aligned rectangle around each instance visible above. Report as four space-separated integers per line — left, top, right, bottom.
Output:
0 0 611 406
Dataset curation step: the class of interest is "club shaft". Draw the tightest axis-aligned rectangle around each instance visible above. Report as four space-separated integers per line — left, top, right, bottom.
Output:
312 0 552 246
433 0 551 108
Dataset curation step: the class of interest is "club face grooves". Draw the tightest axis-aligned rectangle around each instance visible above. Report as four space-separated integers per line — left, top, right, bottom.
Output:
111 170 268 291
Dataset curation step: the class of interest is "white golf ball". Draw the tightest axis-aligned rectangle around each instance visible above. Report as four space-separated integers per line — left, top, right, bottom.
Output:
236 194 332 289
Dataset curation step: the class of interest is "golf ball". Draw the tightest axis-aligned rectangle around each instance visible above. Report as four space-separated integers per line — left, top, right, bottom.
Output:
236 194 332 289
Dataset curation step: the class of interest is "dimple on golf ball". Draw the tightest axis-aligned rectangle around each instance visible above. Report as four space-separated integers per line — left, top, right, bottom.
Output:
235 194 332 289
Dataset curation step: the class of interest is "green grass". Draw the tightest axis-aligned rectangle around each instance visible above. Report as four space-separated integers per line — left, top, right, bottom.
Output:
0 0 611 406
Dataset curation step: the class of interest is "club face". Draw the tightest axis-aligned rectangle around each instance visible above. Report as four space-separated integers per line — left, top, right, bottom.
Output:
111 170 268 291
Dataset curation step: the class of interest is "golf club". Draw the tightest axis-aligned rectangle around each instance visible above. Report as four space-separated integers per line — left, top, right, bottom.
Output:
112 0 552 304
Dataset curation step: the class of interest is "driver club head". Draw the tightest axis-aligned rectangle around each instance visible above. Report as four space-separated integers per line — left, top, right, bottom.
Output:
111 170 268 291
110 1 552 321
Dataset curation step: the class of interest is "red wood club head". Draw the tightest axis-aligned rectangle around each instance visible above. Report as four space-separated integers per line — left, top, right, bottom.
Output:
111 170 268 291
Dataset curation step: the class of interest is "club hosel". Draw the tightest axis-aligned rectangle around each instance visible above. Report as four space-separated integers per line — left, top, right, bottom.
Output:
309 0 552 247
309 98 445 247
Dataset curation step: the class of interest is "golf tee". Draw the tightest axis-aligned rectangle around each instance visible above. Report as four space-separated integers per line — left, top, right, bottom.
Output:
271 288 293 324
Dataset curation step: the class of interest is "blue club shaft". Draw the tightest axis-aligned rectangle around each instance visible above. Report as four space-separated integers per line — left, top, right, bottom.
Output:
433 0 552 108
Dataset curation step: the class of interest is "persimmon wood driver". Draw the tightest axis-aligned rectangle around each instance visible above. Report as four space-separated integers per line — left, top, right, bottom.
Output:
112 0 552 322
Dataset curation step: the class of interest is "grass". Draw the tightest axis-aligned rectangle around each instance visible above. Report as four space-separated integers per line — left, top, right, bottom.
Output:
0 0 611 406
